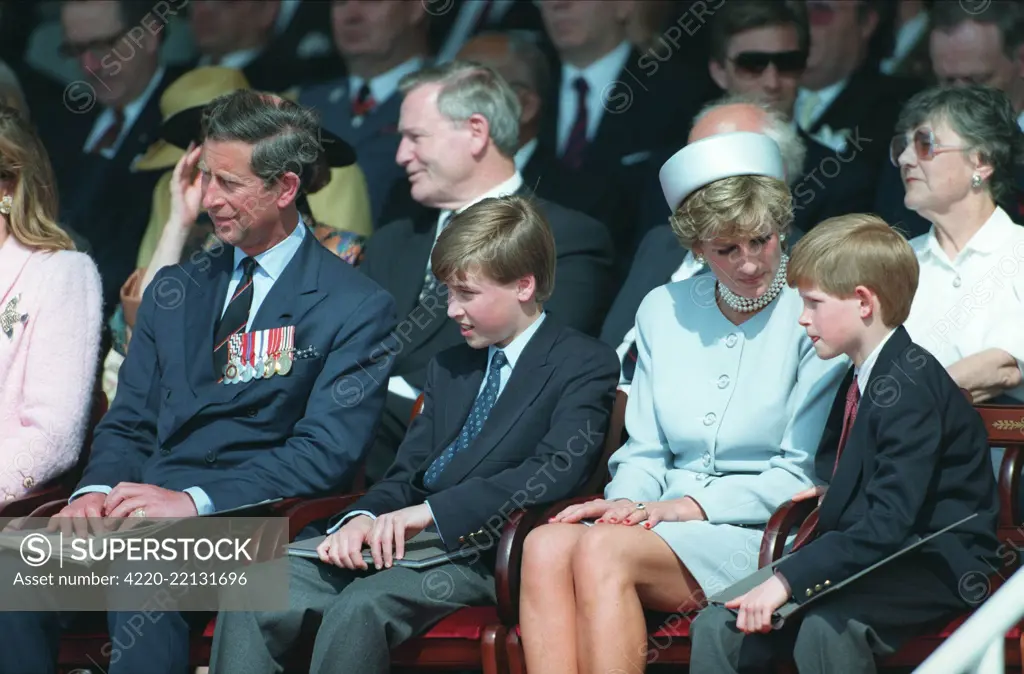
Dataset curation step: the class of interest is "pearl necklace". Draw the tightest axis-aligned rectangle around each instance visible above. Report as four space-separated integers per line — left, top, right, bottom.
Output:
716 254 789 313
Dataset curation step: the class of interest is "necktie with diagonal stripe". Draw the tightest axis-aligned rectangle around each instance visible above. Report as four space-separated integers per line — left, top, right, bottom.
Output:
213 257 257 379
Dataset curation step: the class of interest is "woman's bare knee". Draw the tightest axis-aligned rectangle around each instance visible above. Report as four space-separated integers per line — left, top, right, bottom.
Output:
522 523 584 585
571 524 634 588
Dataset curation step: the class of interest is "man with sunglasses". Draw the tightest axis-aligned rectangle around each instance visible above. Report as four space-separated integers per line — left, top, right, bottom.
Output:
38 0 188 321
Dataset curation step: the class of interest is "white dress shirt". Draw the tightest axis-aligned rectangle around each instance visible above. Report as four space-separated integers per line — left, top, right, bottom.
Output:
514 137 538 173
794 77 848 132
388 171 526 400
71 219 308 513
615 251 706 391
348 57 425 108
556 41 632 155
854 328 897 395
880 11 929 75
331 312 549 537
83 66 166 158
903 206 1024 402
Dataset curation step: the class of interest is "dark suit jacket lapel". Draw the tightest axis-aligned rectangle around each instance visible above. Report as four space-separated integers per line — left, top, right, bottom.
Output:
819 327 913 529
184 246 234 398
809 66 876 135
435 317 558 485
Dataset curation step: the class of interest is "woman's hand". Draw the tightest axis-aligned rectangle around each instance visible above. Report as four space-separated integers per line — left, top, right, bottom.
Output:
548 498 633 524
119 268 145 329
598 496 706 527
169 142 203 228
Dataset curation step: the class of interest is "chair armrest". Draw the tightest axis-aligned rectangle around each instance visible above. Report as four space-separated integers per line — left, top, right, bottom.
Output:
281 494 365 541
0 485 71 519
494 507 547 627
758 499 818 568
999 445 1021 528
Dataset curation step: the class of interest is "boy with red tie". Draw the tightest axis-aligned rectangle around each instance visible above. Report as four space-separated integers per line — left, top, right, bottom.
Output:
209 195 620 674
690 214 1001 674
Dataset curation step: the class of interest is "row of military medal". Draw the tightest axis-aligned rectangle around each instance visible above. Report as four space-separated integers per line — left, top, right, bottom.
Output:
223 326 295 385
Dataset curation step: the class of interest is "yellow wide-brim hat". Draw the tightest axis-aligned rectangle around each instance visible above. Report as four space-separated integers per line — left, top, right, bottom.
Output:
134 66 252 172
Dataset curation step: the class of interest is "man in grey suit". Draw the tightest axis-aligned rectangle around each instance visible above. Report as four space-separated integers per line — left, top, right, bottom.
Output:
298 0 431 225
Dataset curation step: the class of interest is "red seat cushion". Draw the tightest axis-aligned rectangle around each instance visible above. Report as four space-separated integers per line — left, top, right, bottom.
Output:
418 606 499 640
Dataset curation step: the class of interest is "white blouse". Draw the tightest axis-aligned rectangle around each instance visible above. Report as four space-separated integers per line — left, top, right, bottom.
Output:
904 206 1024 401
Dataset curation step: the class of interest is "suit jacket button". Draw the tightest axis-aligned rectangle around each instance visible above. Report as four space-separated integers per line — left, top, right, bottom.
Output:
824 580 831 587
815 584 822 591
205 451 217 464
246 408 257 418
160 448 171 456
458 537 465 544
805 589 813 597
22 476 33 489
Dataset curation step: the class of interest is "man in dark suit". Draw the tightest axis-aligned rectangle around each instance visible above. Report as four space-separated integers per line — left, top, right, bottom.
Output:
0 91 398 674
691 215 1000 674
456 31 630 256
795 0 922 169
299 0 431 225
38 0 188 315
208 194 620 674
359 60 615 480
535 0 716 266
431 0 549 63
186 0 341 93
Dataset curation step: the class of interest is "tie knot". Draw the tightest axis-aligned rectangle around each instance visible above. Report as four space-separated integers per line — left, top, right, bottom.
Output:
573 77 589 96
491 350 507 371
240 257 257 277
356 82 372 103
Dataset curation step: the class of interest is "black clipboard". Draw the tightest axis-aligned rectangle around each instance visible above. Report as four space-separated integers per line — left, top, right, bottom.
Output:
288 530 487 570
707 513 979 629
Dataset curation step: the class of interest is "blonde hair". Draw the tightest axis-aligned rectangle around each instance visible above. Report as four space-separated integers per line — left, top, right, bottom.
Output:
0 106 72 251
431 195 555 302
670 174 792 249
787 214 919 326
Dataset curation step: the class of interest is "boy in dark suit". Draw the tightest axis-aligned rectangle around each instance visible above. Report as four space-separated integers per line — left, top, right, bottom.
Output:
690 214 1001 674
209 195 620 674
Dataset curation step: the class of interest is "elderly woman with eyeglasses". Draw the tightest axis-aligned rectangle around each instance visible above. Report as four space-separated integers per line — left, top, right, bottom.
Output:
891 85 1024 405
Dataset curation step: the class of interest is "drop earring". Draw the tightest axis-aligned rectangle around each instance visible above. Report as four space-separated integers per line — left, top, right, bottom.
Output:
695 254 706 266
971 174 983 189
0 194 11 215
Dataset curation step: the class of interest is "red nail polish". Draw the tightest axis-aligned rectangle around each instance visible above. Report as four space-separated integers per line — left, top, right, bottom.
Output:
644 522 651 528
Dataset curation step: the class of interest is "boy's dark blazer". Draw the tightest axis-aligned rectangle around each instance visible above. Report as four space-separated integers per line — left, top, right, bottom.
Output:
331 315 620 553
777 326 1001 606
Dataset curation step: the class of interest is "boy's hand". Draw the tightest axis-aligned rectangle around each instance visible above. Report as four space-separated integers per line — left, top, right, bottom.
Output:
791 485 827 505
726 573 791 634
317 515 373 570
366 504 434 570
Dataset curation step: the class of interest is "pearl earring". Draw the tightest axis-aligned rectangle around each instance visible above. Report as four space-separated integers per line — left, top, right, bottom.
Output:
971 174 983 189
780 233 787 243
0 195 10 215
695 254 706 266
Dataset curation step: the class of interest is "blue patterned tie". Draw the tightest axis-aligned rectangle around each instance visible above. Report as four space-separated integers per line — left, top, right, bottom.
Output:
424 350 508 488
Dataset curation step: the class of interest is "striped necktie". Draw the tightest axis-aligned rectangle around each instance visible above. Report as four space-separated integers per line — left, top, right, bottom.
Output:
213 257 257 379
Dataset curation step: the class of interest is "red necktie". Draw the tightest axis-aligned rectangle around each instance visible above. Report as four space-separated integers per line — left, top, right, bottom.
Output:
90 109 125 154
790 375 859 553
351 82 376 119
561 77 589 169
832 375 861 477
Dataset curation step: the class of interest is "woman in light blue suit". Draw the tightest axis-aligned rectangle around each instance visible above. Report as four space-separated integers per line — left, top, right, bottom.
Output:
518 132 848 674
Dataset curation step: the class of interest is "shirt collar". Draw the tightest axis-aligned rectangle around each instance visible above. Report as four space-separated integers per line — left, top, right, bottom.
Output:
561 40 631 94
200 48 263 70
922 205 1016 262
514 138 538 172
797 76 848 114
232 215 307 281
1017 110 1024 133
349 56 425 106
490 311 546 372
436 171 524 234
855 328 897 394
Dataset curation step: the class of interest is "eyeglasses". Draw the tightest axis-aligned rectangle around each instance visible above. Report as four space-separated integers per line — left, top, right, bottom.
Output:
58 28 130 60
889 128 971 167
730 50 808 76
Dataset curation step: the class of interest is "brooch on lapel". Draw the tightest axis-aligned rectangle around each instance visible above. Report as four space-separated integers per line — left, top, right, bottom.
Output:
1 294 28 340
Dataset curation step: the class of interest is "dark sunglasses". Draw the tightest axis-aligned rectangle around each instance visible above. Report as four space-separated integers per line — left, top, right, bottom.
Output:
889 128 971 167
730 50 808 76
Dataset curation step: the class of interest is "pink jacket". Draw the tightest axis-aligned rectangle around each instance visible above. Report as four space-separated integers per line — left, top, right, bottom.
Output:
0 235 102 500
